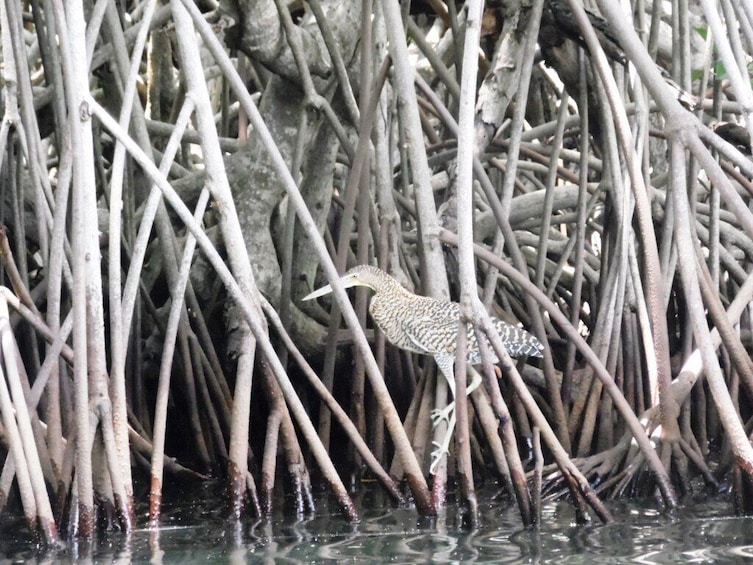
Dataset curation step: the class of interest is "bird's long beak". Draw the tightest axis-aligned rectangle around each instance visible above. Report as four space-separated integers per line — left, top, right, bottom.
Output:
302 283 334 301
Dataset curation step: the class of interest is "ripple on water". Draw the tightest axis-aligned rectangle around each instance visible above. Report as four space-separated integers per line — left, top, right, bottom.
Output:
1 483 750 563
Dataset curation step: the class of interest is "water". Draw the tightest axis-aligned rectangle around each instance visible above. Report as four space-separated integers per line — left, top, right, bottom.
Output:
1 482 752 563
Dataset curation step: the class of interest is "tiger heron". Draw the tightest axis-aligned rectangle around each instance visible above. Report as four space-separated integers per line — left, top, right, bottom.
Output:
303 265 545 474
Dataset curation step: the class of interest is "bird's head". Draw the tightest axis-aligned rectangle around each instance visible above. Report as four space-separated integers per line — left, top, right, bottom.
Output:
302 265 382 301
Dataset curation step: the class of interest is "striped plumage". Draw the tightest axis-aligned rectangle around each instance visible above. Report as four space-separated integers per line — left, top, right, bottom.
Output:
305 264 544 361
303 264 544 473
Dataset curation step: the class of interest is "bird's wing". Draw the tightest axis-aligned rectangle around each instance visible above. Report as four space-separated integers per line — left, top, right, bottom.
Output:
402 315 457 355
401 316 434 353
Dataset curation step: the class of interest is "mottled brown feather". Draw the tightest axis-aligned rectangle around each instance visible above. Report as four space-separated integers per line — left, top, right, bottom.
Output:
320 265 544 361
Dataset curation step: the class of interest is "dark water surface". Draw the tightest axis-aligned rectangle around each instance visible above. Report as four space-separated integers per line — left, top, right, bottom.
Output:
2 482 752 563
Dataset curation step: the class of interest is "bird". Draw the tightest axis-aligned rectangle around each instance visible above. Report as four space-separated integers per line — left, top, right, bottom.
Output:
302 264 545 474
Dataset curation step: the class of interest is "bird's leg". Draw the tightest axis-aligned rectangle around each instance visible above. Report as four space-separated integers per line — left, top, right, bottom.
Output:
429 365 484 474
430 409 456 474
430 366 482 428
430 377 456 427
430 404 454 427
428 359 456 473
466 365 482 394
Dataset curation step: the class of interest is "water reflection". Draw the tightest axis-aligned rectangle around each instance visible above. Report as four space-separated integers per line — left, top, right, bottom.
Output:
1 483 751 563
